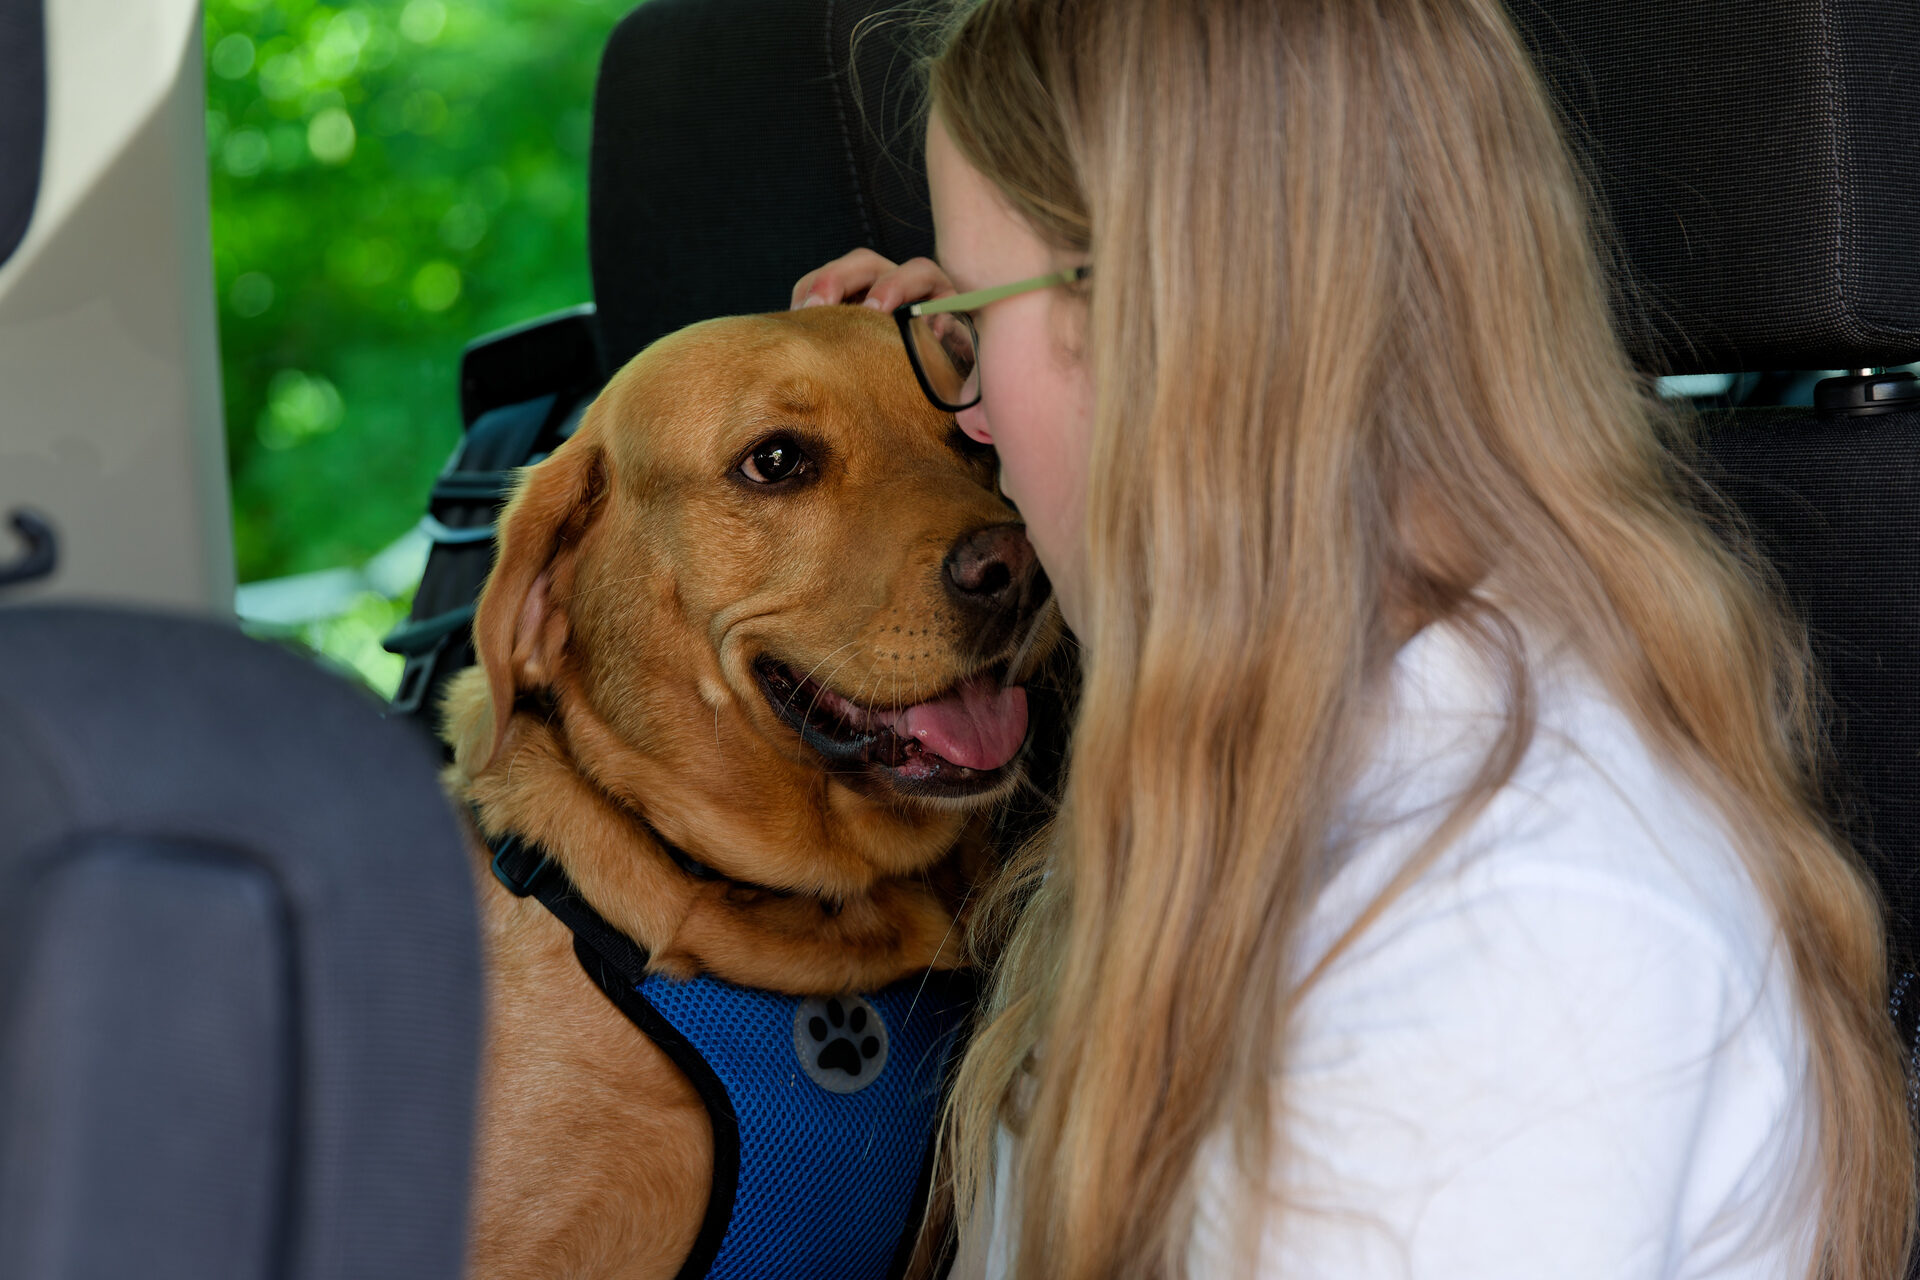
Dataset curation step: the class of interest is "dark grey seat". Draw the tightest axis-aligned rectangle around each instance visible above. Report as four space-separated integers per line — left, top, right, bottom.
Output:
0 606 480 1280
1507 0 1920 1052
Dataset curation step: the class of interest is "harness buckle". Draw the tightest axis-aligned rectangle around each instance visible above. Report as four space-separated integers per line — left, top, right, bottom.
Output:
490 835 550 897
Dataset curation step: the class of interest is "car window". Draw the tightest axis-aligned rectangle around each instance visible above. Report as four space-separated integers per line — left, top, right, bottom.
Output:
214 0 630 691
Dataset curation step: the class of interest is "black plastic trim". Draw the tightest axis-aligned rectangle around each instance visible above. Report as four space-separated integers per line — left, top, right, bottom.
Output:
1815 370 1920 417
0 509 57 589
0 0 44 269
460 305 604 428
381 605 476 659
431 471 515 505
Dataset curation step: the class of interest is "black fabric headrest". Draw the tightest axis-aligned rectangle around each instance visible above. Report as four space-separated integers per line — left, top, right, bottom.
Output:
1511 0 1920 375
588 0 1920 378
589 0 936 373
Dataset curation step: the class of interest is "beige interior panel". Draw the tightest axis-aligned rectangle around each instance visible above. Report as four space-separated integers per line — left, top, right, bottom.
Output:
0 0 233 615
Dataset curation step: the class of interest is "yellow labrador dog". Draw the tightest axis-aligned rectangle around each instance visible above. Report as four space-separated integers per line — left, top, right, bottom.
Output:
441 304 1056 1279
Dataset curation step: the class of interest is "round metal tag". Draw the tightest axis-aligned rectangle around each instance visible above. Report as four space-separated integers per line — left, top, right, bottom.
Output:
793 994 889 1093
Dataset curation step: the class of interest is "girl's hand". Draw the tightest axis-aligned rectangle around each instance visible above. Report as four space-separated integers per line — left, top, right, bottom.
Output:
790 248 957 312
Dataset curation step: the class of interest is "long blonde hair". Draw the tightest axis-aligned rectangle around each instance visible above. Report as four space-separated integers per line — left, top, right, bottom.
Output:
915 1 1916 1278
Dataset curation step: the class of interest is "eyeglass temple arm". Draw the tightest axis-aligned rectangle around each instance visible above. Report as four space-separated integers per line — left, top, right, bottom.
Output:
909 266 1089 317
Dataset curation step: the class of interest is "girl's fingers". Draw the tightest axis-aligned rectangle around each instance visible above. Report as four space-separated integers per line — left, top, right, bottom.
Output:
859 258 958 313
791 247 898 308
790 252 957 311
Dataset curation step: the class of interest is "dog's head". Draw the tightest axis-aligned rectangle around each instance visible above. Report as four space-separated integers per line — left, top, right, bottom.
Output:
450 305 1058 897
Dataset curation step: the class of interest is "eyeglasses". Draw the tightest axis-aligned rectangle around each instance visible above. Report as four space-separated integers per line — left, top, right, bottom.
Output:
893 265 1090 413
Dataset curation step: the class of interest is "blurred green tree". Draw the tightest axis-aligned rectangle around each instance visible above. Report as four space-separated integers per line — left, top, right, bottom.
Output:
207 0 633 587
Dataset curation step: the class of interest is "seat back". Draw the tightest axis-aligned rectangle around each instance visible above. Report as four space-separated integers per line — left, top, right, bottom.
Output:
1509 0 1920 1056
0 607 480 1280
1508 0 1920 377
589 0 937 372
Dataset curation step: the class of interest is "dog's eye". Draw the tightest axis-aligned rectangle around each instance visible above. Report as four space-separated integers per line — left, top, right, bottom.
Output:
740 435 808 484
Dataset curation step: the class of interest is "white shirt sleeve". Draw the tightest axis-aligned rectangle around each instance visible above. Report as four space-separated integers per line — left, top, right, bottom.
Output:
1186 871 1815 1280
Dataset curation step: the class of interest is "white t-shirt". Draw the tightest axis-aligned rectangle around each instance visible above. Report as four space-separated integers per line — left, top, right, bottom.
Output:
959 617 1818 1280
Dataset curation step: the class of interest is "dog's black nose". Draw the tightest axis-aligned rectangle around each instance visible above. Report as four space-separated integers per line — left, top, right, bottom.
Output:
944 523 1034 604
943 524 1050 653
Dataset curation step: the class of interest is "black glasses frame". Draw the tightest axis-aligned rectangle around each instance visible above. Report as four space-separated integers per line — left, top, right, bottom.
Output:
889 265 1090 414
892 306 982 413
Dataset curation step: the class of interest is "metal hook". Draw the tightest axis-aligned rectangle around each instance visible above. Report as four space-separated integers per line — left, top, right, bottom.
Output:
0 510 58 589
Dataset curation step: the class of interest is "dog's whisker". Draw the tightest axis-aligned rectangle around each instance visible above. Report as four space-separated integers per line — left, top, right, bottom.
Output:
855 667 883 719
504 737 539 788
856 875 975 1166
793 641 861 693
783 642 862 720
799 648 867 723
854 663 887 715
556 570 661 604
830 670 871 732
1003 600 1057 686
859 879 979 1161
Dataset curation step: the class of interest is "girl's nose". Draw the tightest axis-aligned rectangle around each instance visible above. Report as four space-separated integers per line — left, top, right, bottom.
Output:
957 405 992 445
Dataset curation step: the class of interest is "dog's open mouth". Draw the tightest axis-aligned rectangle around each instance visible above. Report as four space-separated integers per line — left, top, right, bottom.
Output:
755 656 1028 797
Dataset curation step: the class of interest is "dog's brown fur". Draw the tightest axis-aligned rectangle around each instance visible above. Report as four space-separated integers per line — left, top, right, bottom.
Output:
442 305 1053 1279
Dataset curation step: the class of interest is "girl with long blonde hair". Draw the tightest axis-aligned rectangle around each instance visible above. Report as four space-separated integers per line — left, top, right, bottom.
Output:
794 1 1914 1276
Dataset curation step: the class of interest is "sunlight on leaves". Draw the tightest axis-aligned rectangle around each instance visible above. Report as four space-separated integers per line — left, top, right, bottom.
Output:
211 32 256 78
208 0 637 586
257 369 345 450
231 270 275 317
411 260 462 312
399 0 448 44
307 106 356 163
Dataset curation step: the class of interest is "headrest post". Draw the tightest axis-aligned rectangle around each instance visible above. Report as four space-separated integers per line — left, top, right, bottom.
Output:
1815 370 1920 418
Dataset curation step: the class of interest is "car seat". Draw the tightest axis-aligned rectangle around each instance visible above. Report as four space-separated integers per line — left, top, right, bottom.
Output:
0 607 480 1280
1502 0 1920 1071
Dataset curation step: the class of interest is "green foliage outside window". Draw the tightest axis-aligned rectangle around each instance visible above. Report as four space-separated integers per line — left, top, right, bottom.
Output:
208 0 634 687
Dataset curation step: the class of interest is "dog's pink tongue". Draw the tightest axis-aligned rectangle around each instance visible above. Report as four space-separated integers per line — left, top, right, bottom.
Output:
895 678 1028 771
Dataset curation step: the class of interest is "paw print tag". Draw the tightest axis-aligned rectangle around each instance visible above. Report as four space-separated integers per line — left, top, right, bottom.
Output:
793 994 889 1093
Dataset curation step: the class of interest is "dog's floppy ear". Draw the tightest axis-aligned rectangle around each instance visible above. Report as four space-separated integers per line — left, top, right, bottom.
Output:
469 438 607 771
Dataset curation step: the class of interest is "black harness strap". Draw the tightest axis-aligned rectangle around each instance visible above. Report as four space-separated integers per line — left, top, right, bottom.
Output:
488 833 652 984
654 834 794 900
484 828 739 1280
483 817 961 1279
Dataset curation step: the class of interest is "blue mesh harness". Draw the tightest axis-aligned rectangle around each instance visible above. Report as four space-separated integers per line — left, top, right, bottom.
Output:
488 828 973 1280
